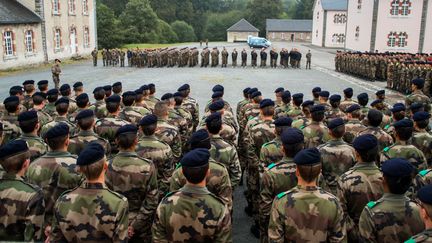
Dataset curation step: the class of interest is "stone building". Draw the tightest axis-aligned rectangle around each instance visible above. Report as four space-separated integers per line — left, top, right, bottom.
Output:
312 0 348 48
226 18 259 42
1 0 97 70
266 19 313 42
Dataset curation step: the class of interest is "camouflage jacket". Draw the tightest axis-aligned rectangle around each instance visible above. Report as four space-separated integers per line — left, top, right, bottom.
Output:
155 119 182 160
40 116 77 139
93 100 108 119
236 99 249 122
412 131 432 165
406 229 432 242
268 185 346 242
146 96 160 111
337 162 384 241
413 169 432 196
340 99 358 113
360 106 370 121
286 106 304 120
302 121 331 148
380 141 428 172
43 103 58 118
259 136 284 174
246 119 276 171
23 94 34 110
182 96 200 129
30 108 53 125
168 109 189 145
51 182 129 242
359 193 425 243
68 130 111 156
119 106 148 125
175 105 193 134
344 119 366 144
357 126 393 151
16 133 48 161
209 134 241 187
95 115 130 154
318 138 356 194
326 108 344 122
0 173 45 241
68 106 96 123
406 90 431 112
292 117 311 130
152 184 232 243
0 114 21 145
204 99 233 115
274 103 291 119
106 151 158 240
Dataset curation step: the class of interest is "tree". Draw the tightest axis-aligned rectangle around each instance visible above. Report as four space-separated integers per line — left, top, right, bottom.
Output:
171 21 196 42
99 0 129 16
149 0 177 23
289 0 314 19
247 0 283 36
97 3 123 48
157 20 178 43
204 11 245 41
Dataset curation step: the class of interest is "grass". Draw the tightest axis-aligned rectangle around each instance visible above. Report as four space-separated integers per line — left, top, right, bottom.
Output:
122 42 196 49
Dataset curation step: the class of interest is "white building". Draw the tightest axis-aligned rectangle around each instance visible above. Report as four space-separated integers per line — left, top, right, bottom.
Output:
312 0 348 48
345 0 432 53
1 0 97 70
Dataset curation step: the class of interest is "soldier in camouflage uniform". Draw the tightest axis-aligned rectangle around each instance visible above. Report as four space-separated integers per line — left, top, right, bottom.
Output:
291 100 314 129
173 92 193 136
406 78 431 112
16 111 48 161
119 91 150 125
343 104 366 144
337 134 384 241
68 93 95 123
200 100 237 146
50 143 129 242
318 118 356 194
162 93 189 147
1 96 22 144
22 80 36 110
59 84 78 114
40 97 77 138
268 148 346 242
273 87 284 106
359 158 425 242
286 93 304 119
406 184 432 242
259 128 304 242
318 90 332 111
153 101 182 160
357 93 370 121
312 87 321 104
340 88 358 112
357 109 393 151
153 148 232 242
92 87 108 119
274 91 291 118
302 105 330 148
0 140 45 241
326 94 344 123
178 84 200 131
30 92 53 125
43 89 59 118
412 111 432 166
137 114 174 197
237 87 251 122
106 125 158 242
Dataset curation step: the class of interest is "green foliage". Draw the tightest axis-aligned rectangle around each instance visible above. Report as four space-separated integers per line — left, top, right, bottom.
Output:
171 21 196 42
247 0 284 36
96 3 123 49
98 0 129 16
289 0 314 19
204 11 245 41
157 20 178 43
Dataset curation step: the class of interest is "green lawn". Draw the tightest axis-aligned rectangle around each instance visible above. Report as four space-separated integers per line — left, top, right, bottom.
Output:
122 42 196 49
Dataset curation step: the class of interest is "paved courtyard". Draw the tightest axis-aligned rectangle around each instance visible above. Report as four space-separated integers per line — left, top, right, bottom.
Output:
0 41 404 242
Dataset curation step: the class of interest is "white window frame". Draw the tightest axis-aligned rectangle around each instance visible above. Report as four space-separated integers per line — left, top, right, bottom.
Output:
401 0 410 16
25 30 33 53
68 0 76 15
272 32 275 39
4 31 13 56
82 0 88 14
357 0 362 10
398 33 407 47
388 33 397 47
391 0 400 15
55 29 61 50
83 27 90 48
281 33 285 40
53 0 60 14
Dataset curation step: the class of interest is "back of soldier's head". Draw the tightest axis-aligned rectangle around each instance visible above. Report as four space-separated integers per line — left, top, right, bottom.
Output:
174 96 183 106
367 109 383 127
353 134 379 162
56 103 69 115
77 143 106 180
206 114 222 135
395 126 413 141
311 110 325 122
261 106 275 117
19 119 38 134
106 101 120 113
77 116 95 131
122 93 136 107
0 141 30 174
281 128 304 158
154 101 169 118
94 88 105 101
4 99 19 113
116 125 138 150
181 149 210 184
189 129 211 150
32 94 45 106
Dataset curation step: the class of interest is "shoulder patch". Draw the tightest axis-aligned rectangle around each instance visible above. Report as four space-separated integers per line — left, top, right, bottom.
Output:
384 125 390 130
277 191 288 199
268 163 276 169
419 169 431 177
300 125 305 130
404 238 416 243
175 163 182 169
383 147 390 152
367 201 378 209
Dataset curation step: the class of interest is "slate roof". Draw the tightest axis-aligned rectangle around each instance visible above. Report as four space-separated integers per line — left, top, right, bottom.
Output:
321 0 348 11
0 0 42 24
227 18 259 32
266 19 313 32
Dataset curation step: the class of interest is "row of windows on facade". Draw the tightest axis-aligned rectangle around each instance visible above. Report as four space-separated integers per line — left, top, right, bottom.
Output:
52 0 89 15
333 14 347 24
353 27 408 48
356 0 412 15
271 32 307 40
2 28 90 56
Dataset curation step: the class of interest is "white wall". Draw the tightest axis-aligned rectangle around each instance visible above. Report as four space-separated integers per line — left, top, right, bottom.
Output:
312 0 324 46
422 1 432 53
345 0 374 51
324 10 346 48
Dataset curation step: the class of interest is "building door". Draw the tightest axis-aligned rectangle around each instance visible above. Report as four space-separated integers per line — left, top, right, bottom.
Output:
70 28 77 54
291 34 294 42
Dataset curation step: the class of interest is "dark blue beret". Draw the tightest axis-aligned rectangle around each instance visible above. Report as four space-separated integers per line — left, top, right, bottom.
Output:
310 105 325 113
55 97 69 106
103 85 112 91
274 117 293 127
18 110 38 122
205 112 222 124
413 111 431 121
328 118 345 129
180 148 210 167
292 93 304 100
4 96 19 105
47 89 59 96
173 92 182 97
346 104 361 113
312 87 321 93
189 129 210 148
45 123 69 139
391 103 406 113
135 88 143 94
23 80 35 85
32 92 47 99
209 100 225 111
357 93 368 101
212 91 223 99
0 140 29 160
106 95 121 103
281 128 304 144
178 84 190 91
319 91 330 98
294 148 321 165
302 100 314 107
112 82 122 87
116 124 138 137
77 142 105 166
10 86 23 94
370 99 383 107
243 87 251 94
343 88 353 95
59 84 70 92
412 78 425 87
139 114 158 126
212 85 224 92
76 109 94 120
251 91 262 99
410 103 423 111
329 94 342 102
353 134 378 151
417 184 432 204
122 91 136 98
281 91 291 99
76 93 89 103
274 87 284 93
248 88 258 95
73 82 83 88
93 87 104 94
260 99 275 109
375 90 385 96
141 85 149 91
393 119 413 128
37 80 49 85
381 158 414 177
148 83 155 89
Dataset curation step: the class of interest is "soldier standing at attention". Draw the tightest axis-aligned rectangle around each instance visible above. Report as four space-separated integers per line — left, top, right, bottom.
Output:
91 48 98 67
232 48 238 67
359 158 425 242
406 184 432 242
102 48 107 66
406 78 431 112
51 59 61 89
357 109 393 150
306 50 312 69
302 105 330 148
241 48 248 67
268 148 346 242
16 111 48 162
251 49 258 68
221 47 228 68
340 87 357 112
260 48 267 67
152 148 233 242
120 49 125 67
50 143 129 242
270 48 278 68
343 104 367 144
411 111 432 166
40 97 77 138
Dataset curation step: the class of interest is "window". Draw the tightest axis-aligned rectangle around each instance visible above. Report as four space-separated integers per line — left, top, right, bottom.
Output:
25 30 34 53
84 27 90 47
68 0 76 14
355 26 360 39
317 12 320 19
272 32 275 39
54 29 61 51
401 0 411 15
357 0 362 9
316 30 318 37
388 32 397 47
281 33 285 40
3 31 14 56
53 0 60 14
391 0 400 15
387 31 408 47
334 14 339 23
82 0 88 14
341 14 347 23
332 34 345 44
398 32 408 47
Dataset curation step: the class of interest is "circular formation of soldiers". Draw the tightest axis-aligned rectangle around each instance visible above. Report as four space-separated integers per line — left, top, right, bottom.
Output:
92 47 311 69
2 74 432 242
335 52 432 96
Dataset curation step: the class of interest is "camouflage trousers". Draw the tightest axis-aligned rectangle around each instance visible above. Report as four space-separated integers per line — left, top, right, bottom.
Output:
93 57 97 66
260 60 266 67
247 163 260 222
52 75 60 89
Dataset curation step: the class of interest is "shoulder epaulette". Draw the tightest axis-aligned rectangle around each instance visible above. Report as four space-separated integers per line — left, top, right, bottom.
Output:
268 163 277 169
367 201 379 209
404 238 416 243
384 124 391 130
107 188 127 200
383 146 390 152
175 163 182 169
419 169 431 177
277 191 288 199
300 125 306 130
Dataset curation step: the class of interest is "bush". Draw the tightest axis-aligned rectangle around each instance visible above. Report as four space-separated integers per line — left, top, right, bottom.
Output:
157 20 179 43
170 21 196 42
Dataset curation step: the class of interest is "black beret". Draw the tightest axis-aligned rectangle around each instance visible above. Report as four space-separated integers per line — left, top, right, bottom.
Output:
76 109 95 120
112 82 122 87
343 88 353 95
32 92 47 99
211 91 223 99
310 105 325 113
23 80 35 85
260 99 275 109
45 123 69 139
281 91 291 99
135 88 143 94
148 83 155 89
189 129 210 148
55 97 69 106
381 158 414 177
73 82 83 88
410 103 424 111
173 92 182 97
10 86 23 94
141 85 149 91
209 100 225 112
4 96 19 105
302 100 315 107
177 84 190 91
375 90 385 96
93 87 104 94
412 78 425 87
139 114 158 126
122 91 136 98
180 148 210 167
248 88 258 95
319 91 330 98
116 124 138 137
357 93 368 101
312 87 321 93
294 148 321 165
18 110 38 122
346 104 361 113
76 93 89 103
37 80 49 85
413 111 431 121
0 140 29 160
243 87 251 94
292 93 304 100
417 184 432 204
274 117 293 127
106 95 121 103
103 85 112 91
212 85 224 92
77 142 105 166
329 94 342 102
281 128 304 144
59 84 71 92
205 112 222 124
390 103 406 113
393 119 413 128
353 134 378 151
274 87 284 93
47 89 59 96
328 118 345 129
251 91 262 99
370 99 383 107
